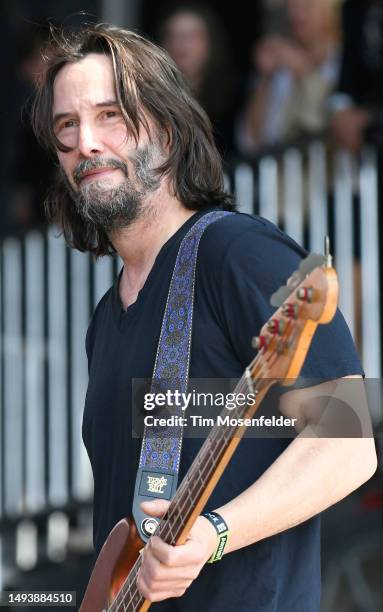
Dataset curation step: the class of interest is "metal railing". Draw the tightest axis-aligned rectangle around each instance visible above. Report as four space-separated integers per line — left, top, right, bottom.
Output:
0 140 381 587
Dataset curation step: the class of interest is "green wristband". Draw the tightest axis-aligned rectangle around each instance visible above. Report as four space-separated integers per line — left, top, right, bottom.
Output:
202 511 230 563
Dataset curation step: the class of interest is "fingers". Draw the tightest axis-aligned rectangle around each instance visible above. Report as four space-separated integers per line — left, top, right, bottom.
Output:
137 570 188 602
140 498 171 517
147 536 206 568
135 512 211 602
141 545 200 582
137 540 201 602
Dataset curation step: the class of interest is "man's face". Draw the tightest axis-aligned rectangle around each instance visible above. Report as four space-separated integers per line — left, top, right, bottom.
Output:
53 53 165 230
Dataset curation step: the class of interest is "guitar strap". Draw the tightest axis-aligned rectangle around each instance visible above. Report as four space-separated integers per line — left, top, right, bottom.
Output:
133 210 232 542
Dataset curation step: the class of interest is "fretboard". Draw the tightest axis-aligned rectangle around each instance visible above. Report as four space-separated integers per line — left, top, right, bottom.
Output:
109 372 272 612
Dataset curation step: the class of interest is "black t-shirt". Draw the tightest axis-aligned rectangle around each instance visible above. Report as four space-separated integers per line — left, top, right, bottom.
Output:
83 208 363 611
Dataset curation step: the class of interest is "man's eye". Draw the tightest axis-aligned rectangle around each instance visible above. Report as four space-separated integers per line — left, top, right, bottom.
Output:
62 120 77 129
103 110 120 119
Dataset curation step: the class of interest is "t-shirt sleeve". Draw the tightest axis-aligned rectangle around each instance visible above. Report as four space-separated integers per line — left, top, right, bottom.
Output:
217 225 363 380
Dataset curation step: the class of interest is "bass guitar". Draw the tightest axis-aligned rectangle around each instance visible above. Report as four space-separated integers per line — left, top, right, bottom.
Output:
80 249 338 612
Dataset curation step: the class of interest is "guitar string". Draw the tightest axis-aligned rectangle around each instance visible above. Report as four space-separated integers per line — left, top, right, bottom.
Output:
112 324 297 612
113 355 285 612
152 316 297 541
108 352 270 612
107 371 262 612
111 355 275 612
134 321 297 557
111 313 302 611
110 372 267 612
111 331 290 612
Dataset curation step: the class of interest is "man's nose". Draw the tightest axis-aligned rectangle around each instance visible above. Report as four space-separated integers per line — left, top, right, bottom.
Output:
77 123 104 157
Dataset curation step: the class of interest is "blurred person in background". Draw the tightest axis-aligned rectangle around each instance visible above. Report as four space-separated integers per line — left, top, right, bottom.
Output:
9 20 56 234
330 0 383 152
156 2 238 158
236 0 341 154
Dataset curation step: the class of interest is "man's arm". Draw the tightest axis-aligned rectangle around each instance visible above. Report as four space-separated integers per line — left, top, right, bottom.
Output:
212 436 376 555
137 376 377 602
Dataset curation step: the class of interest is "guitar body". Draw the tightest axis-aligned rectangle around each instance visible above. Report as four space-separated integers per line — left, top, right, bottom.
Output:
80 517 144 612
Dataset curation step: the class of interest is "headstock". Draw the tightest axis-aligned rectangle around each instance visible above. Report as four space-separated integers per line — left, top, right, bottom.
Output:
250 250 338 386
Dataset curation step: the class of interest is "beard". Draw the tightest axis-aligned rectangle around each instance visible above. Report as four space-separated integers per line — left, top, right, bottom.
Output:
64 145 163 232
74 176 144 231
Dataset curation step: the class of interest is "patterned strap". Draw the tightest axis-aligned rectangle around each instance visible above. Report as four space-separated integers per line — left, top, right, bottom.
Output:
133 210 232 541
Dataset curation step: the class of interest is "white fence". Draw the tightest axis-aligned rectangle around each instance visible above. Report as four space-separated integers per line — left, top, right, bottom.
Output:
233 144 380 377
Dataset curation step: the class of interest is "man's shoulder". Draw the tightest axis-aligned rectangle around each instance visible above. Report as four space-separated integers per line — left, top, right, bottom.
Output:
198 210 305 275
202 210 270 243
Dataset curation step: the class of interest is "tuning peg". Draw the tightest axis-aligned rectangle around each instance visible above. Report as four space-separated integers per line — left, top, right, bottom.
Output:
267 319 285 334
324 236 332 268
282 303 299 319
296 287 313 302
252 335 268 350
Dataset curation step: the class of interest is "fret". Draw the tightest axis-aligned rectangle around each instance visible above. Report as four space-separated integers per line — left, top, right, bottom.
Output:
118 583 133 612
175 484 194 518
206 445 216 473
197 448 207 462
162 520 176 544
119 565 142 611
175 500 183 526
183 478 198 504
117 578 143 612
193 460 210 492
221 423 234 444
168 521 177 544
174 493 192 534
120 590 142 612
133 590 142 608
185 483 193 503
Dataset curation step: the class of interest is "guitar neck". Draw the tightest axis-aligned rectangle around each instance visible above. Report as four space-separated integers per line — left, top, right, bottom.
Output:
157 376 272 547
112 373 273 612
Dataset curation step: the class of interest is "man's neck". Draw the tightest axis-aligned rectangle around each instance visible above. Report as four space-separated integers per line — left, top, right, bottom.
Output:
110 193 197 310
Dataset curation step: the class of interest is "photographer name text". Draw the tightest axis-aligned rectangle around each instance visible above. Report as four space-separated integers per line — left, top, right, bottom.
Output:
143 414 297 428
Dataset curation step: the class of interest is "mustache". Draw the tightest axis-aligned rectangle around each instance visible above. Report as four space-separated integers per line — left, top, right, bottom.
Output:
73 157 128 185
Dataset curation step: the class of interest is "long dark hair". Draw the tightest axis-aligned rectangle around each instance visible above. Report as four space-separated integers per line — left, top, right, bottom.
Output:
31 23 235 257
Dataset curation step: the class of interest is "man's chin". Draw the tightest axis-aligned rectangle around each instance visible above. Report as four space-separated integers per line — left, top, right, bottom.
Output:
79 178 124 194
73 190 143 230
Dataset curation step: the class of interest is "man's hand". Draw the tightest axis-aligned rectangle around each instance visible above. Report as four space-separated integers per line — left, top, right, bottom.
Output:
137 499 217 602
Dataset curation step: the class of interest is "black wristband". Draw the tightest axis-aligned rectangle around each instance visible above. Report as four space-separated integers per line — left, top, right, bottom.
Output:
202 511 230 562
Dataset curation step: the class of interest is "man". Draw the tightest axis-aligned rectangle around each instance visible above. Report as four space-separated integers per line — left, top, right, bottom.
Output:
32 24 376 611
